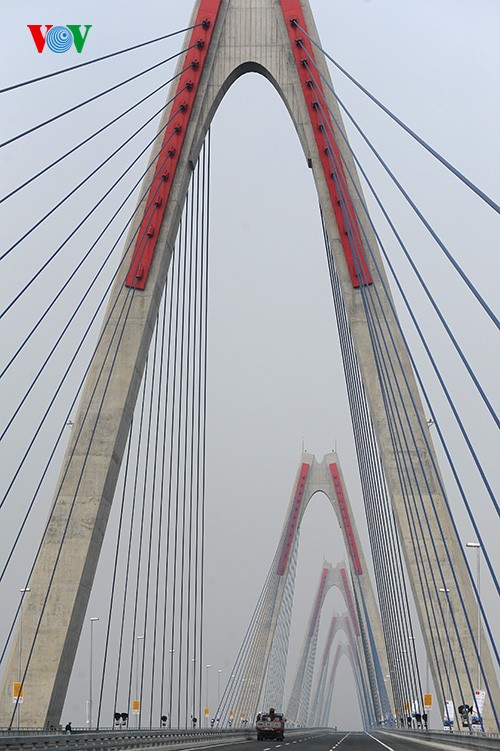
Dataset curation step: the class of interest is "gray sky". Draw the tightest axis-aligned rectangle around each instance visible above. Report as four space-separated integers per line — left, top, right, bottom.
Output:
1 0 499 731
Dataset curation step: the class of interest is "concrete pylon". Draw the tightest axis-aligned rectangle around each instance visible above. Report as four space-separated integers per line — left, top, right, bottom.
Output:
229 452 386 725
326 642 370 730
310 612 371 728
301 454 390 723
285 560 376 728
1 0 497 730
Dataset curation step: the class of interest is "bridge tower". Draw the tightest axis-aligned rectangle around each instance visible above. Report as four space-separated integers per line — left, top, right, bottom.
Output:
1 0 498 730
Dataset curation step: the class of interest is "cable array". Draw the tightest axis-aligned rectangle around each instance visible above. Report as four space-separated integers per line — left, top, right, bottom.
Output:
0 4 497 736
296 24 499 729
0 103 211 729
91 140 210 729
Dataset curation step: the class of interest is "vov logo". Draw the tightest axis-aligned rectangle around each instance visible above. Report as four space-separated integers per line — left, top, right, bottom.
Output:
27 25 92 54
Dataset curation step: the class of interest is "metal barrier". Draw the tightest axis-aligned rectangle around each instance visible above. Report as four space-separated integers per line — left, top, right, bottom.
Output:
0 727 251 751
376 729 500 749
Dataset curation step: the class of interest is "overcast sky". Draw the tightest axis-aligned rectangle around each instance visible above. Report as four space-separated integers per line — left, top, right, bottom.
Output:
1 0 499 731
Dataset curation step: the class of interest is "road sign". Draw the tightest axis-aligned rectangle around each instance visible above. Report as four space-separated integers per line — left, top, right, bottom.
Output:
424 694 432 710
132 699 140 714
204 707 209 717
13 682 24 703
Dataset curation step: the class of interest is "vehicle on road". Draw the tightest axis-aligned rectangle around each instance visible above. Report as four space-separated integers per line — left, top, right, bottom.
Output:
256 708 286 741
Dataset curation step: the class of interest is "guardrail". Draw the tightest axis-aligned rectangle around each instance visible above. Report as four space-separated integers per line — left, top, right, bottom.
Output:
0 727 252 751
377 728 500 749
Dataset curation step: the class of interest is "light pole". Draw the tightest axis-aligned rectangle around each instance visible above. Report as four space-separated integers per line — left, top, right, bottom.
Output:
136 635 144 728
88 617 99 730
466 542 481 690
191 658 197 728
167 649 174 728
205 665 212 726
217 670 223 707
18 587 30 729
439 588 451 698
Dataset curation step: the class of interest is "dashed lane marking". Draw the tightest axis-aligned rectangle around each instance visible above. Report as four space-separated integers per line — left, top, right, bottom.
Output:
330 732 351 748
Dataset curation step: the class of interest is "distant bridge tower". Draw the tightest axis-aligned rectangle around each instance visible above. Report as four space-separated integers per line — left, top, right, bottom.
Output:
1 0 498 730
285 561 375 728
224 453 390 725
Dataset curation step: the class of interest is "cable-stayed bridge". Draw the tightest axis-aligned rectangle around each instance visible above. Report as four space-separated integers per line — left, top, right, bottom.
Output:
0 0 498 740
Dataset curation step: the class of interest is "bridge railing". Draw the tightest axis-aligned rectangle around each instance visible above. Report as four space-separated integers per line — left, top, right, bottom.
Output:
0 727 251 751
377 728 500 749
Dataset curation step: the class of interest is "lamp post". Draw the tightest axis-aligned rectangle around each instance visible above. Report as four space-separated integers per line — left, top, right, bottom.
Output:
205 665 212 726
466 542 481 690
89 617 99 730
17 587 31 729
167 649 174 728
217 670 223 707
190 658 198 729
136 635 144 728
438 588 451 697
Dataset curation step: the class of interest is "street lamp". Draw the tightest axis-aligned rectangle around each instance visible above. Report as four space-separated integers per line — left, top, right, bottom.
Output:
89 617 99 730
466 542 481 690
167 649 175 728
217 670 223 706
205 665 212 726
438 588 451 697
191 658 197 728
136 635 144 728
17 587 31 729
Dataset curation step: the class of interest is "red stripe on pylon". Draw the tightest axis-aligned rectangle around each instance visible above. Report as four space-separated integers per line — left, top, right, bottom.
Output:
126 1 222 289
279 0 372 288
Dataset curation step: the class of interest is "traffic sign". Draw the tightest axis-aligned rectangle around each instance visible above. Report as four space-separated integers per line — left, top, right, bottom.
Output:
13 682 24 703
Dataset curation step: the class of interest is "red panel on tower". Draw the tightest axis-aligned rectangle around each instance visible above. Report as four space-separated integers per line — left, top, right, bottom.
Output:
341 566 360 636
329 463 362 575
277 462 310 575
307 566 329 640
279 0 372 288
126 0 222 289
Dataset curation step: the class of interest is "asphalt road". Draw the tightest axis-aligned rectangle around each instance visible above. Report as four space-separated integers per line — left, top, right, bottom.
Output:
202 730 469 751
0 729 488 751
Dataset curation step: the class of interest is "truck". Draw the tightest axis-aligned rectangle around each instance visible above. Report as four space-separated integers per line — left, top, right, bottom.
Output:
256 708 286 741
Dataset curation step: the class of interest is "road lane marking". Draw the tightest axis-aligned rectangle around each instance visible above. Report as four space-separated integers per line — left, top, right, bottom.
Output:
365 732 398 750
330 733 351 751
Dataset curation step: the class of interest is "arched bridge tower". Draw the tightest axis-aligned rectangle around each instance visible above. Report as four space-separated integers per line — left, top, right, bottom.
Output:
1 0 497 730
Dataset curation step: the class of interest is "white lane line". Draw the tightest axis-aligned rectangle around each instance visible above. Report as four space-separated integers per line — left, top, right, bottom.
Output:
365 732 398 751
331 732 351 748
